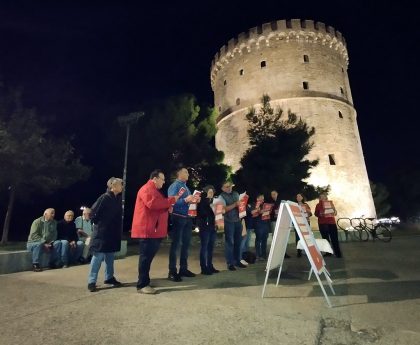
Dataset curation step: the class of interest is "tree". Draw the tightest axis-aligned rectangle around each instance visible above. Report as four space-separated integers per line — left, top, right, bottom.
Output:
0 89 90 243
370 181 391 217
113 94 230 189
234 94 319 200
385 166 420 220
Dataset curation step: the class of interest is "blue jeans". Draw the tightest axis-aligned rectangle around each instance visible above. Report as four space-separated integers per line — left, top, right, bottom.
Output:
240 228 253 257
169 215 192 273
58 240 84 265
224 220 242 266
87 252 115 284
199 227 216 271
255 220 269 259
27 241 61 265
137 238 162 289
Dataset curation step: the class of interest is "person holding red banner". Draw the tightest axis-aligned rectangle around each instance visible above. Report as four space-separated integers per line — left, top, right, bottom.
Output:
314 193 342 258
240 203 254 261
270 190 291 258
167 167 200 282
196 185 220 275
296 193 312 257
252 194 270 261
269 190 280 233
220 181 247 271
131 170 179 294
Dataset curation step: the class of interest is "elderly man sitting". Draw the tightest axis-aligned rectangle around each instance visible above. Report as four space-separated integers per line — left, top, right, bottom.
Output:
27 208 62 272
57 210 84 267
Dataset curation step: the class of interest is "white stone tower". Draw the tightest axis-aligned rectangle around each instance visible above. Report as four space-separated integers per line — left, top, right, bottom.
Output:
210 19 376 218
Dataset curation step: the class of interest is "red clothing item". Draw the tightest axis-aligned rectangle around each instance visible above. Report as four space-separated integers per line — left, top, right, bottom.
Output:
131 180 174 238
314 200 337 225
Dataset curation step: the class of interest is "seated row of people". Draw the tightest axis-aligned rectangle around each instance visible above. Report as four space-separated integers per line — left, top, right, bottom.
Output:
27 208 93 272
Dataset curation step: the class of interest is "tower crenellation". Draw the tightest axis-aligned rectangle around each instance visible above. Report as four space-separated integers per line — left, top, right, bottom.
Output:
211 19 348 89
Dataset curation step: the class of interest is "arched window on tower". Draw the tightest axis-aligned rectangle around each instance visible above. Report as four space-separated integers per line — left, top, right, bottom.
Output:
260 61 266 68
340 87 344 95
239 69 244 76
303 81 309 90
303 55 309 63
224 80 227 86
338 111 343 119
236 98 241 105
328 154 336 165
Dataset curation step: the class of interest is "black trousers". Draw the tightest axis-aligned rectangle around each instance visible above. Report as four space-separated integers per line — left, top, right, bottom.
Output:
318 223 342 257
137 238 162 289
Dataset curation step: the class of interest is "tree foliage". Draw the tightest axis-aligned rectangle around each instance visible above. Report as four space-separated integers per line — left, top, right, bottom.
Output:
234 94 319 200
119 94 230 189
0 87 90 243
385 166 420 219
370 181 391 218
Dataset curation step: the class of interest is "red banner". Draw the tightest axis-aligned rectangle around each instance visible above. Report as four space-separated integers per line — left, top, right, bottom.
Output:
238 194 249 218
261 203 274 221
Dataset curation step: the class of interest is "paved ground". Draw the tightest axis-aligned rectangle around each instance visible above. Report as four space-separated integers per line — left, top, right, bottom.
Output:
1 230 420 345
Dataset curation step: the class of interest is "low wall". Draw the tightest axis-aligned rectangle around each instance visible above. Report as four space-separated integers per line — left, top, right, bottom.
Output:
0 240 127 275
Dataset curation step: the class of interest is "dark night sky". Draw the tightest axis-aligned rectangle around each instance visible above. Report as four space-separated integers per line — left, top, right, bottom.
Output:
0 1 418 183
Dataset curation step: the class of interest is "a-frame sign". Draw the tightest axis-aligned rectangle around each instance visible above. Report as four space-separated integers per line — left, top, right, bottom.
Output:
261 201 335 307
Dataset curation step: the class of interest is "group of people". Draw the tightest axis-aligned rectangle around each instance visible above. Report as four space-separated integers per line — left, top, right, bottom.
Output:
27 207 93 272
26 167 342 295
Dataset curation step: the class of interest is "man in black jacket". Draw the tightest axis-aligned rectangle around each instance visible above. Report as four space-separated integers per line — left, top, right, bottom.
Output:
87 177 123 292
57 210 84 267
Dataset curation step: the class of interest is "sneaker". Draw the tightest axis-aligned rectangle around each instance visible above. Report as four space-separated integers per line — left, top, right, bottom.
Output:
137 286 157 294
88 283 97 292
228 265 236 271
168 272 182 282
236 262 247 268
32 264 42 272
179 269 196 278
104 277 122 287
240 259 249 266
210 267 220 273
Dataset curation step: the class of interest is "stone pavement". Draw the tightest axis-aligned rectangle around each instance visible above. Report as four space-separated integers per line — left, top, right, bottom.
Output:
0 232 419 345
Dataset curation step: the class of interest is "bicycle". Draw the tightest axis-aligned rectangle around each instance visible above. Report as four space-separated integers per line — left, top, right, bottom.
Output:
337 217 366 241
337 217 392 242
352 217 392 242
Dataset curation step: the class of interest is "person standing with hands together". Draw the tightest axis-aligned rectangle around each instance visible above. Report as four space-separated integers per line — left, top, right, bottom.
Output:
131 169 179 294
315 193 342 258
167 167 200 282
220 181 247 271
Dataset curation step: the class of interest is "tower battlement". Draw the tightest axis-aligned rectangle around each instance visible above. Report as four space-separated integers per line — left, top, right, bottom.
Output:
210 19 349 87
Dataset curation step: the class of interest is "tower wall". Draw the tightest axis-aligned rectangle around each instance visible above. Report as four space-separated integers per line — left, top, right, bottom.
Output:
211 19 376 218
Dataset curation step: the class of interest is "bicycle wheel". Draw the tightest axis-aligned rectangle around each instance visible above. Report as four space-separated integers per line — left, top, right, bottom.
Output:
337 218 350 231
355 228 369 241
375 224 392 242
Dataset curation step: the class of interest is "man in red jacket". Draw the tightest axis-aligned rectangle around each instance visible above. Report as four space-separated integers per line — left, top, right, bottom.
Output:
131 169 178 294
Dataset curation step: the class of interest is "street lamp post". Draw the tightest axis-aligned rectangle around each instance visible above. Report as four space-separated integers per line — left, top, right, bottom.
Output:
118 111 145 233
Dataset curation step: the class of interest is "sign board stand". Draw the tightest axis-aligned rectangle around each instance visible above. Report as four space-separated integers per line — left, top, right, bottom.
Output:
261 201 335 308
